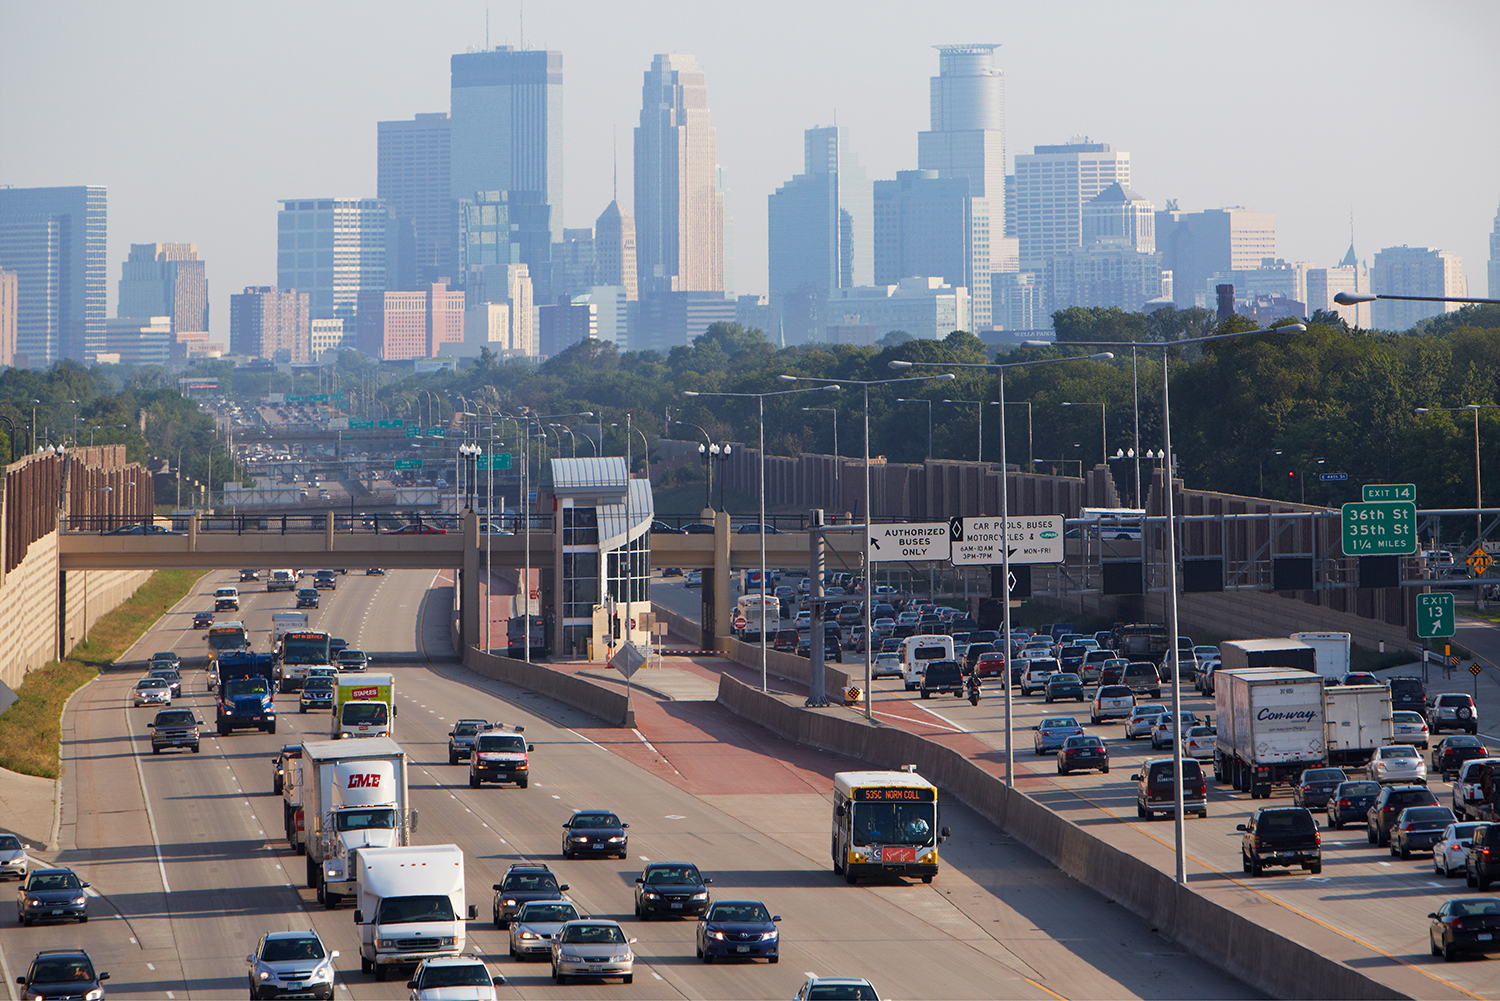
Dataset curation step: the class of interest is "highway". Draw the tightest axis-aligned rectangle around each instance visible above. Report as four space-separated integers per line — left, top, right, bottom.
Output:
0 568 1254 1000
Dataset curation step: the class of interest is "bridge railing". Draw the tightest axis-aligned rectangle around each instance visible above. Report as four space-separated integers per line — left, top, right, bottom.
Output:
60 512 559 536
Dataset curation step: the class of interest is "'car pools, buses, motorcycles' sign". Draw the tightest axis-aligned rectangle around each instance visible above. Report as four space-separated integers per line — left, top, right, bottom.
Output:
949 515 1065 565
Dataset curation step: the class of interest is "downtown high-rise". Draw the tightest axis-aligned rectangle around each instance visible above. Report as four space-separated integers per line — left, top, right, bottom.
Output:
0 186 107 366
377 112 452 289
276 199 388 322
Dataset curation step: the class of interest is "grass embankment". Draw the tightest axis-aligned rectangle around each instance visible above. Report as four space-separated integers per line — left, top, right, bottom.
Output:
0 569 206 779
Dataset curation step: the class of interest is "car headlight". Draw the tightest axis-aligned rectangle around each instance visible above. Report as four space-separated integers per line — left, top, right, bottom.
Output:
568 835 586 842
643 891 659 899
613 952 632 962
440 937 455 946
519 931 538 940
258 970 272 980
692 892 708 900
311 965 332 981
26 897 42 907
85 991 105 1001
379 939 397 948
760 931 778 940
560 952 584 963
607 836 625 843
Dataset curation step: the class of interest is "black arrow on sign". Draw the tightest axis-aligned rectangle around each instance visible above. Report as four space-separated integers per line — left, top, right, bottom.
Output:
869 537 880 550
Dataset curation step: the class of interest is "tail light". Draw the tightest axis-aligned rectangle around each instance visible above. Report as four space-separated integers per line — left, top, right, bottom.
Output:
1338 798 1351 807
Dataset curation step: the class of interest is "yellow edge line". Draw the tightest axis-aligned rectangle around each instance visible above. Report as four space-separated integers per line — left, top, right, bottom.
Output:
1024 976 1069 1001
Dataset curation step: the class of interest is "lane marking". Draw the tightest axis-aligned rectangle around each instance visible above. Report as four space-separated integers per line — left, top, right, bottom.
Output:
127 697 173 894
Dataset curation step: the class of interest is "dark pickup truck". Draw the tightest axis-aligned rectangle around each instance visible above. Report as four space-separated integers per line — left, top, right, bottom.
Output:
147 708 202 754
920 660 966 700
1239 806 1322 875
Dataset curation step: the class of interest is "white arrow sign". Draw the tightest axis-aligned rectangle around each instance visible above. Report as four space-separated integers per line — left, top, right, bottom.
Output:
949 514 1065 566
865 522 950 563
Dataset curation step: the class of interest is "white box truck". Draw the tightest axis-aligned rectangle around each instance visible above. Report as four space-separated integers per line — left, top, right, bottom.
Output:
353 844 475 982
272 612 309 646
1322 683 1393 768
1291 631 1352 682
1218 638 1317 675
298 738 415 909
332 673 395 739
1214 668 1326 798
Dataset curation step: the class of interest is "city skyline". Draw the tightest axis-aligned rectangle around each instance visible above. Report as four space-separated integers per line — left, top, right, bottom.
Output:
2 1 1496 342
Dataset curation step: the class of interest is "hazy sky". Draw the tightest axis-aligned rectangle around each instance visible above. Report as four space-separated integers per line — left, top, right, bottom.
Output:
4 1 1497 333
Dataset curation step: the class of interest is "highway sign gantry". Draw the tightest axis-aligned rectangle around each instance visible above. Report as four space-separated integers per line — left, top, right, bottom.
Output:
1340 501 1417 556
949 515 1064 566
866 522 950 563
1417 592 1455 639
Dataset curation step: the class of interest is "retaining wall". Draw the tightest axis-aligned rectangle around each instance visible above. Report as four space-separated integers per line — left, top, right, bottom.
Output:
717 674 1404 1001
462 646 635 728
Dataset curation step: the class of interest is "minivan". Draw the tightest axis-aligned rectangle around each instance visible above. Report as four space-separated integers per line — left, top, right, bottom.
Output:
1122 661 1162 699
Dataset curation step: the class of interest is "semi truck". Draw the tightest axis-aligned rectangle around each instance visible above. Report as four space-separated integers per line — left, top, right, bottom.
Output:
276 629 333 692
1115 623 1170 665
1322 683 1393 768
1290 631 1352 681
1217 638 1317 675
297 737 416 909
332 673 396 739
353 844 475 982
215 651 277 735
1214 668 1326 798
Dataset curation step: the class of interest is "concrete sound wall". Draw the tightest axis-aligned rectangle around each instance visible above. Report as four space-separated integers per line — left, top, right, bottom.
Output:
463 646 635 728
717 674 1403 1001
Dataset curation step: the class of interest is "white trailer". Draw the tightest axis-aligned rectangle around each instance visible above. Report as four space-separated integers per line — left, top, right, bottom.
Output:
1214 668 1326 798
354 844 475 982
272 612 309 646
1322 683 1393 768
1291 631 1352 681
298 737 415 909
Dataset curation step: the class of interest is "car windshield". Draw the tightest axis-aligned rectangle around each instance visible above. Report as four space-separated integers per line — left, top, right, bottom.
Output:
1392 712 1426 724
1339 782 1379 796
808 984 879 1000
375 894 456 924
645 866 702 885
1447 736 1483 748
454 722 483 735
1439 696 1471 706
29 959 93 983
136 678 167 689
1098 687 1132 698
419 963 492 988
155 711 195 726
0 836 20 850
262 937 325 962
1050 674 1080 684
1258 812 1315 835
561 924 626 945
29 871 81 890
504 872 559 892
477 734 525 752
852 801 938 847
708 902 771 923
1040 718 1078 729
571 813 621 829
521 902 577 923
1408 807 1455 823
1065 736 1104 749
343 703 388 725
1132 705 1166 718
303 678 334 692
224 679 268 698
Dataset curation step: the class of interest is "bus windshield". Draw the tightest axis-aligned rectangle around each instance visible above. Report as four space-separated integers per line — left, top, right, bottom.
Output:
208 625 249 651
852 801 937 847
282 634 331 664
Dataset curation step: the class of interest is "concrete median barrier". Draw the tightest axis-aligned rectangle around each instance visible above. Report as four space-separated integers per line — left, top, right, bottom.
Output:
464 647 634 728
716 673 1404 1001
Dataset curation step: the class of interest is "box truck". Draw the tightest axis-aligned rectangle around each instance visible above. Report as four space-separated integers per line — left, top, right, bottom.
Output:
332 673 396 739
353 844 475 982
1214 668 1326 798
1290 631 1352 681
1218 638 1317 675
297 737 415 909
1322 683 1393 768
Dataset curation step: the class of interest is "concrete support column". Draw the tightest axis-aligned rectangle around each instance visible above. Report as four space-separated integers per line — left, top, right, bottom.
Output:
324 511 334 551
713 508 731 648
462 509 480 649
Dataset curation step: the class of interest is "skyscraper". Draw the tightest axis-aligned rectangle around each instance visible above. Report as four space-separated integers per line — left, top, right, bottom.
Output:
594 199 638 301
634 54 724 297
873 170 988 329
1081 184 1154 252
276 199 388 321
116 243 209 363
1013 142 1130 274
768 126 873 344
1489 206 1499 299
355 283 465 361
0 267 17 366
1372 246 1467 331
1307 243 1371 328
229 287 310 361
0 185 107 366
377 112 451 289
1155 206 1276 309
449 48 563 244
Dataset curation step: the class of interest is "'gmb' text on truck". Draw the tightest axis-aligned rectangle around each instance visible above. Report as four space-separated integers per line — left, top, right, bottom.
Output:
296 737 416 909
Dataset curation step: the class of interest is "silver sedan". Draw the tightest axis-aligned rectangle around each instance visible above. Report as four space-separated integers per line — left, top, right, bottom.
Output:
1367 745 1428 785
510 899 579 960
550 919 635 985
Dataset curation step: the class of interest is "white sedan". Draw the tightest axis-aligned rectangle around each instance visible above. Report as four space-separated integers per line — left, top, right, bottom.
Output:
1184 725 1218 760
872 652 903 679
1434 821 1485 878
1392 711 1430 749
1367 744 1428 785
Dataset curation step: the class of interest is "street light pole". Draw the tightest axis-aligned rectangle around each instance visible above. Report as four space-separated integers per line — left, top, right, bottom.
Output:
1061 401 1106 472
802 407 840 515
896 398 934 459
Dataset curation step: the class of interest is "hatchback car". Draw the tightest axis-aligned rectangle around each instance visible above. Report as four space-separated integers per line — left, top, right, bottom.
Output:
635 862 712 919
1057 735 1109 774
246 928 338 1000
561 809 628 859
1392 710 1431 749
1367 784 1440 845
16 867 89 924
1435 822 1487 878
1033 717 1085 755
0 834 31 881
1326 779 1381 830
1432 693 1480 735
696 899 780 963
405 955 505 1000
509 899 580 960
16 950 109 999
493 863 568 928
1044 672 1085 703
550 919 635 984
1292 767 1348 810
133 676 172 707
1391 805 1459 859
1124 704 1168 740
1434 735 1491 780
1368 744 1427 785
1429 897 1500 962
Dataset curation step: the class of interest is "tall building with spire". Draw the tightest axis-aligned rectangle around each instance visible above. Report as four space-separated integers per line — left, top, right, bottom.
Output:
633 53 724 297
595 199 638 301
1307 242 1371 328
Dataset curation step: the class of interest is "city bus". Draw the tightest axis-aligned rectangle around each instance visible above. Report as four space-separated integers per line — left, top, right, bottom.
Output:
275 630 333 692
832 769 949 885
734 593 779 637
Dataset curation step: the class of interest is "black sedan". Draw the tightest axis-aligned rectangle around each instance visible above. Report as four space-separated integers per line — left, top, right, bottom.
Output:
1434 736 1491 780
1391 805 1458 859
635 862 712 919
696 899 780 963
1057 735 1109 775
16 868 89 925
1430 897 1500 961
1325 780 1380 830
1292 767 1348 810
561 809 628 859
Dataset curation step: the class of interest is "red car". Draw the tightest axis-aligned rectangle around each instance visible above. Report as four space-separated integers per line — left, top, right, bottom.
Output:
383 523 448 534
192 611 214 629
974 651 1007 678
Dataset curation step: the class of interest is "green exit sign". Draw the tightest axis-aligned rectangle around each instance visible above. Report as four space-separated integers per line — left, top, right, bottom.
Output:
1341 501 1417 556
476 452 512 471
1363 483 1416 502
1417 592 1455 638
393 459 423 470
349 419 374 430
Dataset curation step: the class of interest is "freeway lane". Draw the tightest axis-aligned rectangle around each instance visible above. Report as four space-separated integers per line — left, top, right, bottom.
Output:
1 568 1252 1000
